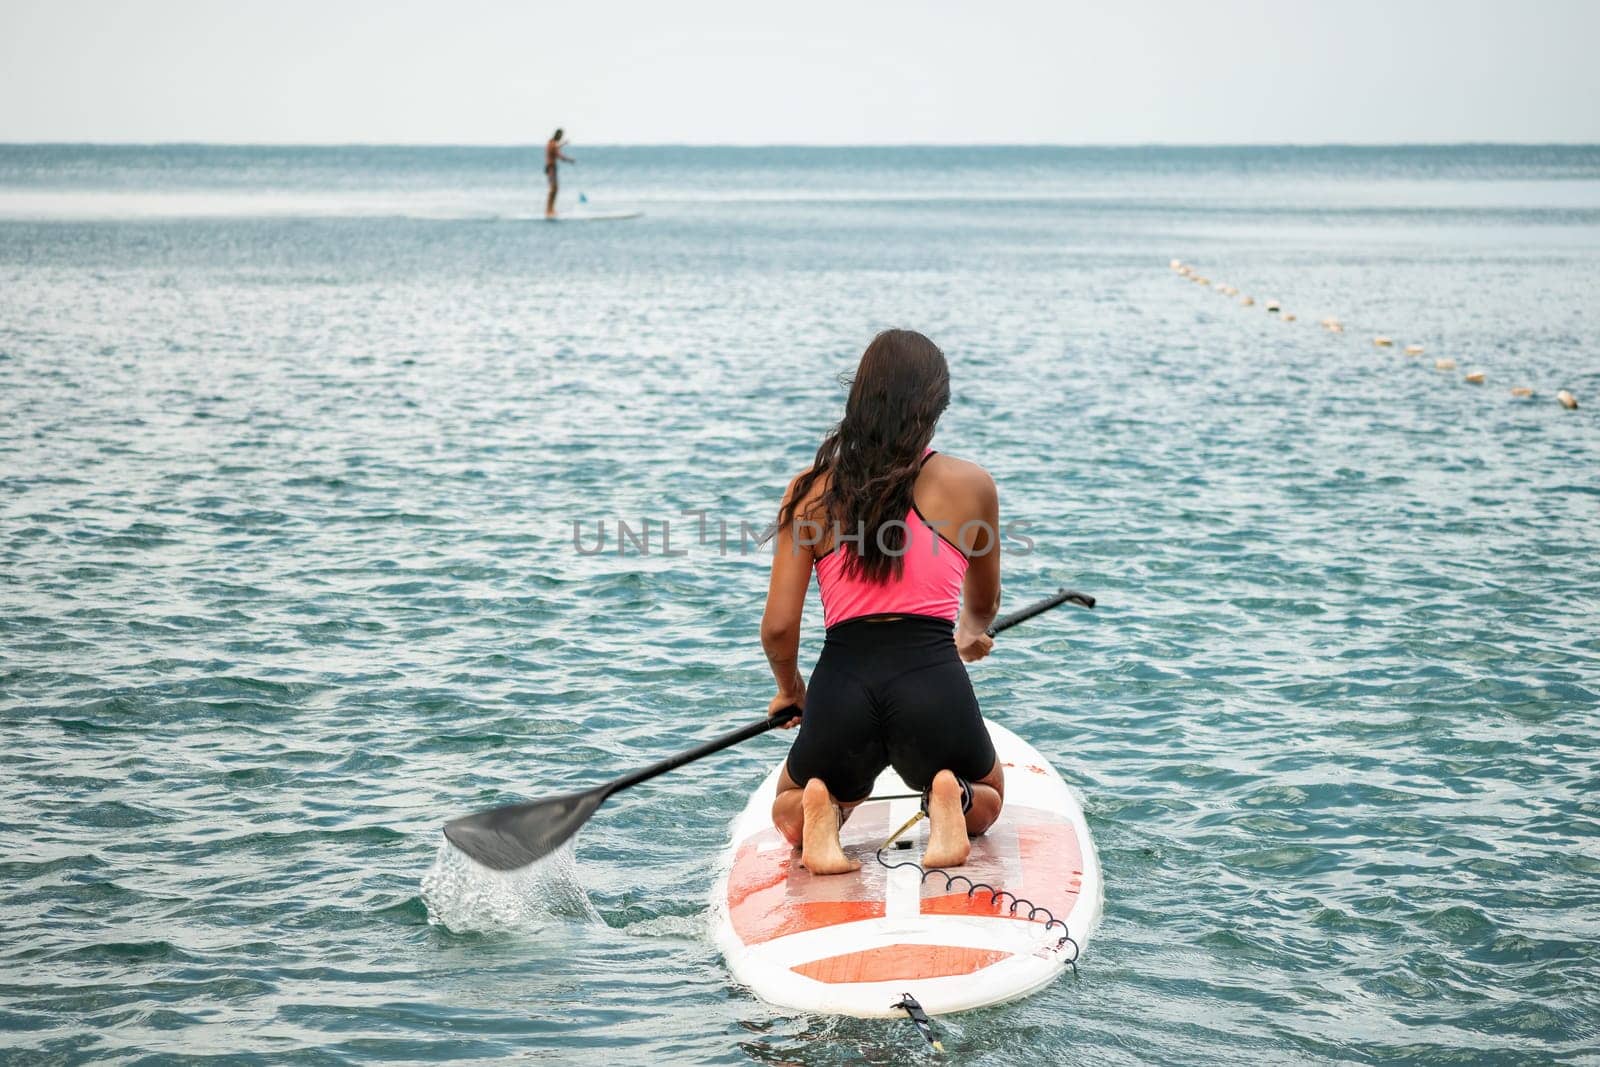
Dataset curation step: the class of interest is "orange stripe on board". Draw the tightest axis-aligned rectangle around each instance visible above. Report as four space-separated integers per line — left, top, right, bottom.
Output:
728 838 885 945
792 944 1012 984
735 898 887 945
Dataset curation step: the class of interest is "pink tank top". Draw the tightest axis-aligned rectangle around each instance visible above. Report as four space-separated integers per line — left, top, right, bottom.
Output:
814 453 969 628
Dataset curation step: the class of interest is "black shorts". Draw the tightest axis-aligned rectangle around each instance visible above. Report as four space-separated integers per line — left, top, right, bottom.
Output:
785 615 997 803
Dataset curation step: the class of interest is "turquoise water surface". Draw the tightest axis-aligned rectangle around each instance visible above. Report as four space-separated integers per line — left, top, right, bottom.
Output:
2 146 1598 1064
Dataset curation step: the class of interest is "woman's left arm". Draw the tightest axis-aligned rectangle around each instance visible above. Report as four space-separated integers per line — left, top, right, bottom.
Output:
760 479 813 723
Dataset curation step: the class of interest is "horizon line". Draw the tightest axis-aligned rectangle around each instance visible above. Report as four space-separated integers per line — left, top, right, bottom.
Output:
3 139 1599 150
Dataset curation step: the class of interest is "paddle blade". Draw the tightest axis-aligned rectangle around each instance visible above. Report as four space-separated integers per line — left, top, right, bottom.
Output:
442 786 608 872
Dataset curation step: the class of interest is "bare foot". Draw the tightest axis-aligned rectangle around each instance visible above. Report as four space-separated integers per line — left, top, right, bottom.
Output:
799 779 860 875
922 770 971 868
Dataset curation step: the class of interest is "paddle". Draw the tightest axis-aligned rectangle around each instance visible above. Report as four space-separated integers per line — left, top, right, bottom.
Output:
442 587 1096 871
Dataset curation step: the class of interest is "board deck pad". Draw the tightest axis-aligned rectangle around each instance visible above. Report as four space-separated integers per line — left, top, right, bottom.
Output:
711 721 1101 1017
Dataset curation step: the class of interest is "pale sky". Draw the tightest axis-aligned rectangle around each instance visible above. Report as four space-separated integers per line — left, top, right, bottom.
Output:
1 0 1596 145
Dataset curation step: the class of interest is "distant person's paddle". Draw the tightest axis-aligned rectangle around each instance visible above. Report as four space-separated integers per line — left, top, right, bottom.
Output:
442 588 1096 872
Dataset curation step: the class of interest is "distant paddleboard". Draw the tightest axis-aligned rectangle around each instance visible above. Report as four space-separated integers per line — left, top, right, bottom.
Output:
504 211 641 223
711 720 1101 1017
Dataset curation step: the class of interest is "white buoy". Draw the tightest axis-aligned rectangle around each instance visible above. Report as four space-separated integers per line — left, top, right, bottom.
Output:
1265 300 1281 312
1557 390 1579 410
1170 259 1183 270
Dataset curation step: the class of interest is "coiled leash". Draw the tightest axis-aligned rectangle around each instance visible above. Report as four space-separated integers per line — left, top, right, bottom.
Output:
877 788 1079 1054
876 783 1083 967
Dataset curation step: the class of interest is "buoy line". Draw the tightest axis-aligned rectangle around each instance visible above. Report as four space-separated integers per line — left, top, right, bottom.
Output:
1167 260 1580 411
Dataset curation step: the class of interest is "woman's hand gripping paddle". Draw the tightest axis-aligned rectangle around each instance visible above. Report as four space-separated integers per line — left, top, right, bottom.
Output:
441 588 1095 872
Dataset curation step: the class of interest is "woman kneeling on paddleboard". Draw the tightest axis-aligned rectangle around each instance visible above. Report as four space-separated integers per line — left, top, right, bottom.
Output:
762 329 1003 874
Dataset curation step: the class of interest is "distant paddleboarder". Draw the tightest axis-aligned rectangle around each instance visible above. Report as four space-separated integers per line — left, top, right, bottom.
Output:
544 128 574 218
762 329 1005 875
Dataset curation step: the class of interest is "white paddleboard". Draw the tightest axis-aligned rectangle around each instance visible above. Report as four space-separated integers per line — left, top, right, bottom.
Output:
710 720 1101 1017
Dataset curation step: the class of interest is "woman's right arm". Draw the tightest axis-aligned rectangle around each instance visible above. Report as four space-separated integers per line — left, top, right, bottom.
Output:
955 466 1001 662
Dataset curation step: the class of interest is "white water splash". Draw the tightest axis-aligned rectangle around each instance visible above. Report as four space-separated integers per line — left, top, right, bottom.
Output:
421 837 602 934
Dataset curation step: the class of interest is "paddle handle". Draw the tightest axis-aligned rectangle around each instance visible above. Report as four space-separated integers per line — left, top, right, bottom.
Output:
605 705 801 797
986 587 1095 637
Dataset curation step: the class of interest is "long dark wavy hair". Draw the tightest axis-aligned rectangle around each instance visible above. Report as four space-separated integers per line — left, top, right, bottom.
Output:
778 329 951 582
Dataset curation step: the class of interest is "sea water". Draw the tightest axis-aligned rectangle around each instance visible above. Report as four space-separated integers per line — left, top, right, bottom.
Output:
2 145 1598 1063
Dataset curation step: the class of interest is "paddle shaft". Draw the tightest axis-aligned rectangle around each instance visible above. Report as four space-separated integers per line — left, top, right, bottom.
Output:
987 588 1095 636
605 706 800 798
